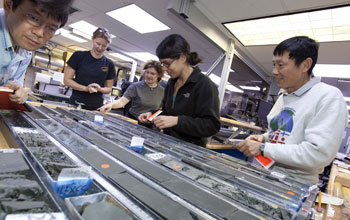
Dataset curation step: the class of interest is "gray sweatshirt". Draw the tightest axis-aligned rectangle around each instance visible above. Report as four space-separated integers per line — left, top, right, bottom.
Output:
262 77 348 184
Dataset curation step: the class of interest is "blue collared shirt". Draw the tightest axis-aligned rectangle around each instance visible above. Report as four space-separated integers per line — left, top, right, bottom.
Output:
0 8 32 87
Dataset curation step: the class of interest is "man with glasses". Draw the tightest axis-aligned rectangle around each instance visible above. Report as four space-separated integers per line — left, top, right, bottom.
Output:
0 0 73 104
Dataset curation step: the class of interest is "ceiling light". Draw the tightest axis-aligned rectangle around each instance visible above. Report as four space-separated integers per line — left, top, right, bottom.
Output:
347 106 350 110
224 5 350 46
205 73 244 93
226 85 244 93
67 45 89 51
69 20 116 39
313 64 350 78
344 97 350 102
106 4 170 34
208 74 221 85
72 29 92 39
109 53 135 62
57 29 87 43
239 85 261 91
69 21 97 37
125 52 159 62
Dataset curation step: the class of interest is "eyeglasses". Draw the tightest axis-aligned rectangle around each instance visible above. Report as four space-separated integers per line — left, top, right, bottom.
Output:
160 59 176 68
24 13 59 35
96 28 112 39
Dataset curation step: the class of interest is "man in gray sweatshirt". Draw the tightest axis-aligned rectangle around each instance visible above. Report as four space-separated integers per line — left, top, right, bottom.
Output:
236 36 348 185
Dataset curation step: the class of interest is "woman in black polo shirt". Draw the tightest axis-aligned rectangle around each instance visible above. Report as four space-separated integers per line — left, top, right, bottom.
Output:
64 28 116 110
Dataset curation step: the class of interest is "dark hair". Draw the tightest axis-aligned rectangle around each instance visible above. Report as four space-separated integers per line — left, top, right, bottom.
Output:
273 36 319 75
92 28 112 43
156 34 202 66
12 0 74 28
143 60 164 82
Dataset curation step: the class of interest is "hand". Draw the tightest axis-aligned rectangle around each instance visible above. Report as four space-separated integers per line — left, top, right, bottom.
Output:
138 112 152 123
98 102 113 114
4 82 28 104
87 83 101 93
88 87 97 93
246 134 265 143
153 116 178 129
236 139 262 157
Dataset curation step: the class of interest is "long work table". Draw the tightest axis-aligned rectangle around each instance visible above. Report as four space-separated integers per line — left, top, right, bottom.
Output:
0 102 317 219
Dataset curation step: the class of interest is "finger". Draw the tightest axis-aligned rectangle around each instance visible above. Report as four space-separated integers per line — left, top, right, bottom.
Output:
9 96 20 104
236 144 246 152
157 121 166 129
152 117 160 123
243 148 253 157
245 152 252 157
250 135 258 141
153 119 160 127
236 140 247 149
4 82 19 90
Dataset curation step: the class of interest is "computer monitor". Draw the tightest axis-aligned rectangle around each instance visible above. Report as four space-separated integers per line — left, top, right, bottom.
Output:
257 99 273 127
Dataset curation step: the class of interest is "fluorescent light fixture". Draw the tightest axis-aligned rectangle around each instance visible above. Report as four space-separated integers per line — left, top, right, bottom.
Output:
126 52 159 62
109 53 135 62
227 85 244 93
344 97 350 102
68 45 89 51
69 21 97 37
347 106 350 110
230 69 235 73
313 64 350 79
205 73 243 93
72 29 92 39
69 20 116 39
106 4 170 34
224 5 350 46
338 79 350 83
57 29 87 43
239 85 261 91
208 74 221 85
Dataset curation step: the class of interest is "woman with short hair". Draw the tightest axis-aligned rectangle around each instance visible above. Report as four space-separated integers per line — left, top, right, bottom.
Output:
99 60 164 120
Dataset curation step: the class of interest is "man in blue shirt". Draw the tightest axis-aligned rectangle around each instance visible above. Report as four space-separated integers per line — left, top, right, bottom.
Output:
0 0 73 103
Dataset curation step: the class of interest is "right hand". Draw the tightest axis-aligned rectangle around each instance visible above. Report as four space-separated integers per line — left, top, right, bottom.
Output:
236 139 262 157
138 112 152 123
98 102 113 114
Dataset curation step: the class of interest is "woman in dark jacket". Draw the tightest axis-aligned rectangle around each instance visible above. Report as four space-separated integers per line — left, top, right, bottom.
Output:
139 34 220 147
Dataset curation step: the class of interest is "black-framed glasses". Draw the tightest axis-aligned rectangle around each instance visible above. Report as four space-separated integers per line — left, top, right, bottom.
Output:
160 59 176 68
23 13 59 35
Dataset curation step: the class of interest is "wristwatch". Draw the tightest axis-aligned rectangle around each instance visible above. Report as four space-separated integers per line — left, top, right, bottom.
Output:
259 143 265 156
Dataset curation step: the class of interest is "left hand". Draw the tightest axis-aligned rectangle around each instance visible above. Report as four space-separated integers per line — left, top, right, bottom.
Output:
153 116 178 129
236 139 262 157
4 82 28 104
87 83 101 93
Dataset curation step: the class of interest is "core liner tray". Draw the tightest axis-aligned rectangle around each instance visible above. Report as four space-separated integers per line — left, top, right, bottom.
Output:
1 104 318 220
